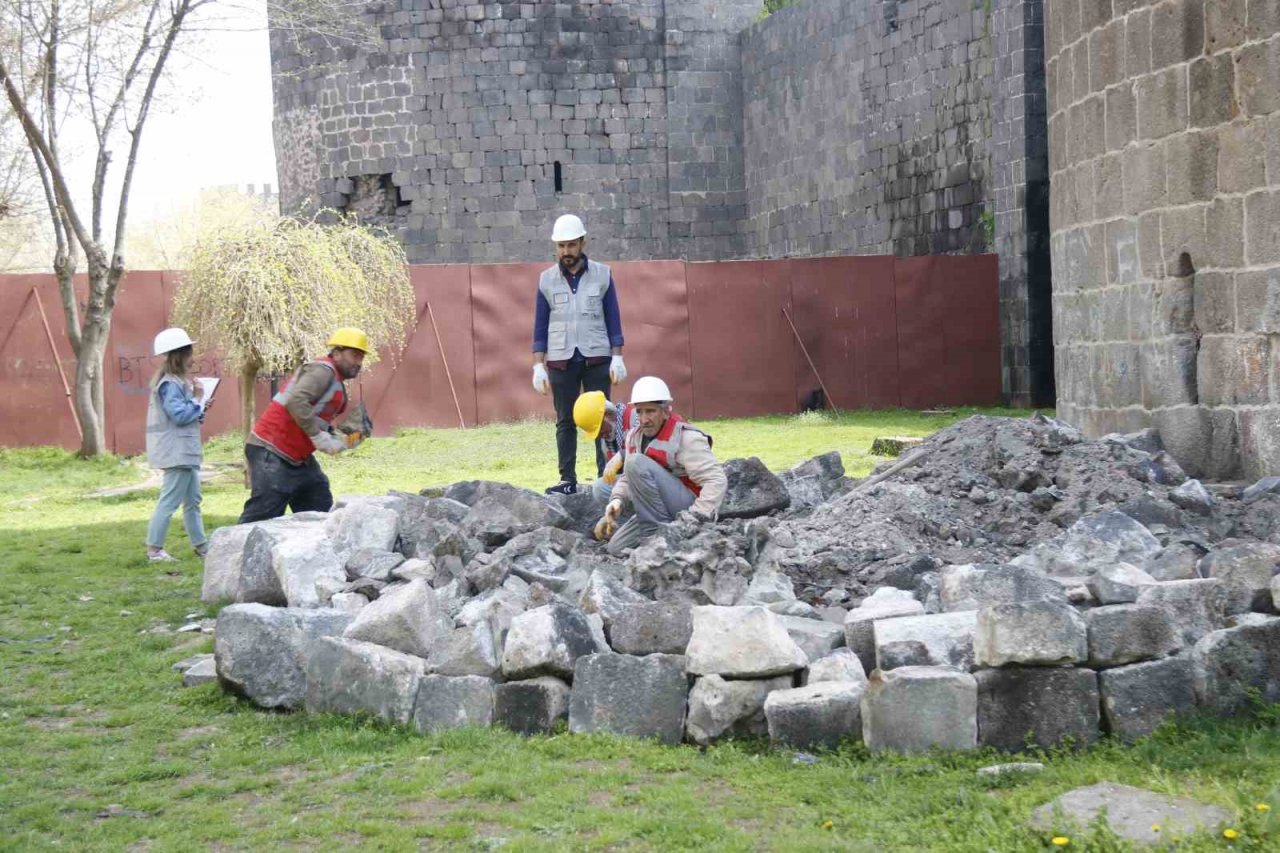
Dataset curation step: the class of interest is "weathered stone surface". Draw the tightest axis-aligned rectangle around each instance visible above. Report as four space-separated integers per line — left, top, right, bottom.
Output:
779 451 846 509
1029 512 1163 577
1170 479 1215 515
427 621 502 679
977 762 1044 777
875 611 978 671
1192 618 1280 714
326 504 399 562
718 457 791 519
804 647 867 686
501 603 599 680
1030 782 1232 845
215 603 352 710
684 674 792 745
764 681 865 750
471 527 583 593
686 606 809 677
1146 542 1205 581
201 522 275 605
578 570 647 633
345 548 405 582
843 593 926 673
778 615 845 663
1086 604 1181 668
861 666 978 753
494 676 570 735
976 667 1100 751
457 485 572 547
939 563 1065 612
181 656 218 687
304 636 426 725
342 578 447 659
569 653 688 745
242 519 346 608
549 490 604 538
1199 542 1280 612
1099 655 1197 742
1137 577 1249 646
330 592 369 614
397 495 475 562
608 601 693 655
411 675 495 733
742 569 797 605
456 584 529 649
1243 476 1280 504
975 600 1087 667
1085 562 1158 604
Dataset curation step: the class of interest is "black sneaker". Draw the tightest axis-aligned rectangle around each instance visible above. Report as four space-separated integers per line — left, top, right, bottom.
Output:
544 480 577 496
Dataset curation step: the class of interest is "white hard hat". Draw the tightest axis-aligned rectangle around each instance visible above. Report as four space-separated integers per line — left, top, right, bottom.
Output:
551 214 587 242
630 376 672 404
153 327 195 356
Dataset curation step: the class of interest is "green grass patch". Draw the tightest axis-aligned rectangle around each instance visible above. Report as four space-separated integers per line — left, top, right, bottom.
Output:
2 408 1279 850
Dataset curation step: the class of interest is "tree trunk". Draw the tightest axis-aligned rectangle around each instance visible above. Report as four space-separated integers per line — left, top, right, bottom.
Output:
74 320 109 457
240 362 259 488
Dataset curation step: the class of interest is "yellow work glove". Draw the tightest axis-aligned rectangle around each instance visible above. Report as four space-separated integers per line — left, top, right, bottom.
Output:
594 499 623 541
602 454 623 485
343 431 366 450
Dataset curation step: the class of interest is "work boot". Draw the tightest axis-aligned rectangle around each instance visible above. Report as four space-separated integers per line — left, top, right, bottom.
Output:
544 480 577 496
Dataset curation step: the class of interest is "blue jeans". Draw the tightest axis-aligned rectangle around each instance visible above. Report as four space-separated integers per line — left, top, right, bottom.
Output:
146 466 206 549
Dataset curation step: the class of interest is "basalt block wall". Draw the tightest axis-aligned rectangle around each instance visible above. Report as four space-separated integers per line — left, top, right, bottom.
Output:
1045 0 1280 480
270 0 1052 406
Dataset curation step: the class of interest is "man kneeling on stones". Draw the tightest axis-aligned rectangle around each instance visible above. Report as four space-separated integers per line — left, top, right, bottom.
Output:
595 375 727 555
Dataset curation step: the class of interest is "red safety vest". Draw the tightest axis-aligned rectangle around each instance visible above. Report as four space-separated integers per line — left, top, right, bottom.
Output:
251 358 347 464
622 411 713 496
604 403 637 462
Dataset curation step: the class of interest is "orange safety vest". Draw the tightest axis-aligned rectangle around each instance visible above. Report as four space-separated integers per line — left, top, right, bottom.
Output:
251 358 347 464
622 411 713 496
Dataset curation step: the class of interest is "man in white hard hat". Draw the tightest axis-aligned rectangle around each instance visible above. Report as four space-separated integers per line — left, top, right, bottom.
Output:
596 375 727 556
532 213 626 496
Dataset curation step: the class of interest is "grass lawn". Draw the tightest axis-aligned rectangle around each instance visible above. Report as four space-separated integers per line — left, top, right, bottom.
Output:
2 408 1279 851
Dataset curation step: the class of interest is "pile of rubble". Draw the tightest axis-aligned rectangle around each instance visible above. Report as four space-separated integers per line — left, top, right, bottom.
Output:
191 414 1280 752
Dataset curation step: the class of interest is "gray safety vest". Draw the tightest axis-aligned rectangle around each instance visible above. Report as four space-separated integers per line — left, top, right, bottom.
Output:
537 260 613 361
145 374 202 469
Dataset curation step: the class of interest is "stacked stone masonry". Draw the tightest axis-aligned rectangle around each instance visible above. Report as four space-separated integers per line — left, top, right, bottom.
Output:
1046 0 1280 479
270 0 1054 406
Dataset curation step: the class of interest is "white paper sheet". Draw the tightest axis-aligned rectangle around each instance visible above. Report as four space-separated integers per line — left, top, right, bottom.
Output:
195 377 220 411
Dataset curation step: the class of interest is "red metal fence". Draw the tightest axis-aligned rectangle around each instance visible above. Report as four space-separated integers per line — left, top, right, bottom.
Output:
0 255 1000 454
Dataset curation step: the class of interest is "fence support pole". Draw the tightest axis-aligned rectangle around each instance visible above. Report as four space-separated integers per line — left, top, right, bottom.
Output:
782 307 840 415
31 286 82 440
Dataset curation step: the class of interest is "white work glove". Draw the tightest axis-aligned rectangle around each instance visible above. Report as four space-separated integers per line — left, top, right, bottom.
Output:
532 363 549 395
310 431 345 455
609 355 627 384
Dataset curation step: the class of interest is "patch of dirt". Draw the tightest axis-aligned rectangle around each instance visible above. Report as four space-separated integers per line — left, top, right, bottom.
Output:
177 725 223 740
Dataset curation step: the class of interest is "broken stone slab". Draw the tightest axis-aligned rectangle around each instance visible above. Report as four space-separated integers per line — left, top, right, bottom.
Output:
1243 475 1280 504
769 599 822 619
242 519 346 608
568 653 689 745
1098 655 1197 743
684 674 792 745
494 676 570 735
577 570 648 634
1170 479 1215 515
1118 494 1184 531
1029 782 1231 845
330 592 369 614
1145 542 1205 581
804 648 867 686
457 585 529 651
778 615 845 664
718 457 791 519
843 592 925 673
215 603 352 710
974 600 1087 668
500 603 599 681
977 762 1044 777
1086 604 1181 668
411 675 495 733
345 548 405 583
778 451 846 509
548 490 606 538
390 557 437 583
1192 618 1280 715
304 636 426 726
1020 511 1162 577
325 504 399 563
200 521 279 605
396 495 476 562
608 601 693 656
342 578 448 659
699 566 749 606
686 606 809 678
181 656 218 687
741 568 797 605
343 577 385 601
861 666 978 753
1199 542 1280 613
875 610 978 671
975 667 1100 751
938 563 1065 612
1085 563 1158 605
1136 578 1249 647
427 621 502 680
764 681 865 750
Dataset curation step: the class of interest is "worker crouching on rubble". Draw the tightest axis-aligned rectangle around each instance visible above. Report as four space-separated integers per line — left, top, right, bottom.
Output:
595 376 727 556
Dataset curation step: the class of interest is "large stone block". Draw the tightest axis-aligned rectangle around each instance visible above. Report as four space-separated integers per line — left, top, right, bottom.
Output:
875 611 979 671
325 504 399 563
939 564 1065 612
568 653 688 745
1199 542 1280 612
685 674 792 746
342 578 448 659
304 636 427 725
976 667 1100 751
577 570 647 634
1086 563 1159 604
718 457 791 519
804 647 867 686
778 615 845 663
1136 577 1248 646
215 603 352 710
501 603 599 681
764 681 865 751
1086 603 1181 668
242 518 346 608
861 666 978 754
608 601 693 656
427 621 502 679
686 605 808 677
1192 618 1280 714
843 590 925 673
1099 655 1198 742
494 677 571 735
975 600 1088 667
412 675 495 733
201 522 278 605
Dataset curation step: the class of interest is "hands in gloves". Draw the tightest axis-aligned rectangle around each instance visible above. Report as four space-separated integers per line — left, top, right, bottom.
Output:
609 355 627 384
311 431 346 455
594 498 623 541
532 363 550 395
601 453 623 485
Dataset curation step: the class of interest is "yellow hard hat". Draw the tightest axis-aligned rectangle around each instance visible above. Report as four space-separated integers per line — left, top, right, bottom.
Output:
327 327 371 354
574 391 608 440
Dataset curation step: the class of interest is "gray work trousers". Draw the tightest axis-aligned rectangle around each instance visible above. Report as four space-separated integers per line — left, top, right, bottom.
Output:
607 453 695 556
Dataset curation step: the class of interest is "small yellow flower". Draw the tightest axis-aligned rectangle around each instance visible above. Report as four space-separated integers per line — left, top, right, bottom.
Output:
1151 824 1160 832
1223 828 1240 840
1257 803 1272 812
821 820 834 830
1051 838 1070 848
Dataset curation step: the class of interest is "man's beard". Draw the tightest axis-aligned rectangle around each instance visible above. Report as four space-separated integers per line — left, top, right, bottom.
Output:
558 254 579 271
340 364 361 380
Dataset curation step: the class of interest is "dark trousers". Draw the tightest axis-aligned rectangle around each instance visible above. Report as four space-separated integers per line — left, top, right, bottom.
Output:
549 360 611 483
238 444 334 523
